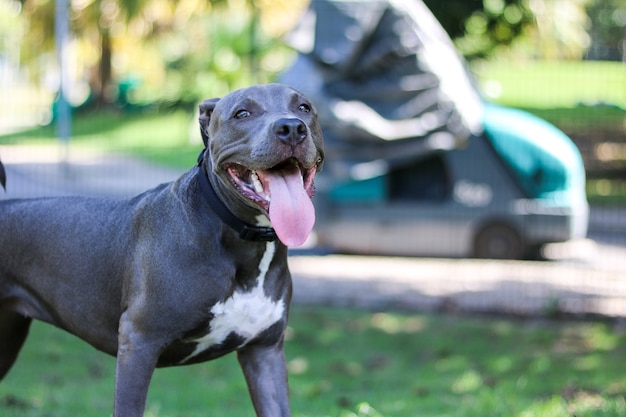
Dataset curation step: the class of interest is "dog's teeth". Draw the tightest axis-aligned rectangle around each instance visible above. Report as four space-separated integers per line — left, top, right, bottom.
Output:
251 171 264 194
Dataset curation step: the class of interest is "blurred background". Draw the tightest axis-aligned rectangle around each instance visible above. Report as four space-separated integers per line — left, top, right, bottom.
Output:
0 0 623 202
1 1 626 416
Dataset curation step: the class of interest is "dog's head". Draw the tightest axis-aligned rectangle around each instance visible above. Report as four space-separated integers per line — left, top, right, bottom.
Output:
198 84 324 247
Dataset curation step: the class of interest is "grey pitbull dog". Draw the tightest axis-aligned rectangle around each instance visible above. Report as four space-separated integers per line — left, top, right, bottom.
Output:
0 83 324 416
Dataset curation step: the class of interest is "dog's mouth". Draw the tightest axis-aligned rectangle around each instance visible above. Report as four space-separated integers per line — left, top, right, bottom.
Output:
225 158 317 210
225 157 319 247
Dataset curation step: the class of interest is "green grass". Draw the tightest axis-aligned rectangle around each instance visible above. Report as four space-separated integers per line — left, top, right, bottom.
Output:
474 60 626 109
474 60 626 137
587 178 626 206
1 306 625 416
0 109 202 169
516 105 626 136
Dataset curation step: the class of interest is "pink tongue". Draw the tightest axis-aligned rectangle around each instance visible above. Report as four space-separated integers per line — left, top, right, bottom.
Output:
259 169 315 247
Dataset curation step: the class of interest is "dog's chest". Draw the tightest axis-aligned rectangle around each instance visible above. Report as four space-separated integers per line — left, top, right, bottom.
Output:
181 242 284 363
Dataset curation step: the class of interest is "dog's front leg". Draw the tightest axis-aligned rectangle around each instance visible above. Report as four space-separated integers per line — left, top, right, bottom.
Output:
113 312 161 417
237 340 291 417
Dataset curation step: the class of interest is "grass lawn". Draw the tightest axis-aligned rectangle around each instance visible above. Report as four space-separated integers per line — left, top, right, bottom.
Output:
473 60 626 110
474 60 626 142
1 306 625 417
0 109 201 169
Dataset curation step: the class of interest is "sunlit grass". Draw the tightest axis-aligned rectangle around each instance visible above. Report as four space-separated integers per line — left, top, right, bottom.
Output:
474 60 626 109
1 306 625 416
0 109 202 168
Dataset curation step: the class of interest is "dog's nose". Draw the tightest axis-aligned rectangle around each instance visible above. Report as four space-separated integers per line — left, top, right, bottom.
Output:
273 118 307 146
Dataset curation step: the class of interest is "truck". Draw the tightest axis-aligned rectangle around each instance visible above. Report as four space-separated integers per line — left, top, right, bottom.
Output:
281 0 588 259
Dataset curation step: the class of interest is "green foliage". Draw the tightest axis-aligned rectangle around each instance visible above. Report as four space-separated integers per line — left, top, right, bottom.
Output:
8 0 296 108
8 0 624 111
153 7 293 106
586 0 626 61
426 0 535 59
1 307 626 416
426 0 625 61
0 0 25 53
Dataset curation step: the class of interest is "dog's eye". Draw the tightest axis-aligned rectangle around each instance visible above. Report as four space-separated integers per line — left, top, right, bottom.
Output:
234 109 251 119
298 103 311 113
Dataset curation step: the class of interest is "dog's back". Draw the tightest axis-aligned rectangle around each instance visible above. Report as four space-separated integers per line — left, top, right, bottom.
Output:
0 193 137 348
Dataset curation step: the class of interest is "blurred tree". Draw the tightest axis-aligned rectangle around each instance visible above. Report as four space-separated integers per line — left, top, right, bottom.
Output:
73 0 153 106
17 0 152 106
526 0 592 60
423 0 483 39
424 0 597 61
586 0 626 61
13 0 306 109
424 0 535 59
142 0 306 105
0 0 25 67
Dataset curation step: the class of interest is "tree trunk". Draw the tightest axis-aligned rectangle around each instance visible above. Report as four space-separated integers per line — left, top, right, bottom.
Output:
95 29 113 106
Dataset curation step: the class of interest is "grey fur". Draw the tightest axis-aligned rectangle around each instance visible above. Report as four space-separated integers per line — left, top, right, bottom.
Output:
0 84 324 417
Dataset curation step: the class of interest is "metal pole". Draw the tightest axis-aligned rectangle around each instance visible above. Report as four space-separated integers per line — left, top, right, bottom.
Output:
249 3 259 84
55 0 71 164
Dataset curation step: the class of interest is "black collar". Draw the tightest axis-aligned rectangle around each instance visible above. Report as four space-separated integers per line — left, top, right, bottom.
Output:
196 151 277 242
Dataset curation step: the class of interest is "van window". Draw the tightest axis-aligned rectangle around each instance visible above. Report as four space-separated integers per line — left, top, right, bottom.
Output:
388 155 449 201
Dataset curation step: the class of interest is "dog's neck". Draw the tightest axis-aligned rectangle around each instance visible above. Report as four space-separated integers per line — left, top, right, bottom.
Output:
197 152 277 242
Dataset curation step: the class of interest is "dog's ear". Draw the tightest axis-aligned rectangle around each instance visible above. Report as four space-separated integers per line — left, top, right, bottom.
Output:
198 98 220 148
0 159 5 191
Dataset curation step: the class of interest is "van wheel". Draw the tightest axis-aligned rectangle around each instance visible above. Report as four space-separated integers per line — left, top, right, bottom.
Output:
474 224 524 260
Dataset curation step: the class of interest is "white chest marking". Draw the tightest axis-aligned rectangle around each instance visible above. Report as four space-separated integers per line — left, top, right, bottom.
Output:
182 242 284 363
